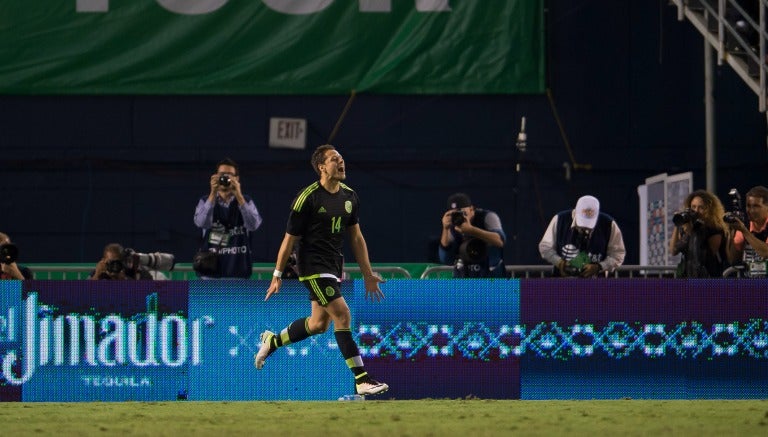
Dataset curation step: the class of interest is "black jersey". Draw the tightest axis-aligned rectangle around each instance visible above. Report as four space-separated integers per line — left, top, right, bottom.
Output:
286 181 360 280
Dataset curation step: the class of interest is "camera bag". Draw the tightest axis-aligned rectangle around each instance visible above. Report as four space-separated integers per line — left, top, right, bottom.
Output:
192 250 218 276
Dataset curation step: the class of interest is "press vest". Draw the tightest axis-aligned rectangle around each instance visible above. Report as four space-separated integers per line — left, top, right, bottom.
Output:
200 195 253 279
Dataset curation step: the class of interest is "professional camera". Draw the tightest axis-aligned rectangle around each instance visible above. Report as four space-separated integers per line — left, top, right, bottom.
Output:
450 210 467 227
454 238 489 278
123 248 176 272
105 258 125 274
218 174 231 187
673 208 700 227
0 243 19 265
457 238 487 265
723 188 746 224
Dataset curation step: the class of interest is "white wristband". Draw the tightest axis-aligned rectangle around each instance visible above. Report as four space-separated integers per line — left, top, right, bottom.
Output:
273 269 283 278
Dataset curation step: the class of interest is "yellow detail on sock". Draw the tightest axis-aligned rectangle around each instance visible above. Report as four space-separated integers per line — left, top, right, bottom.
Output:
280 330 291 346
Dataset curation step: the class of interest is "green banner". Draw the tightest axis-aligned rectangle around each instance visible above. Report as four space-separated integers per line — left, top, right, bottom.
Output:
0 1 544 95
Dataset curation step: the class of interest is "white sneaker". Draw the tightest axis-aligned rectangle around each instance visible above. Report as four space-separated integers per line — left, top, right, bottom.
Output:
254 330 275 370
355 379 389 396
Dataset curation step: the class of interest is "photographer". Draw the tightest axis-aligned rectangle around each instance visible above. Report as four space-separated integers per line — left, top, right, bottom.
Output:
669 190 728 278
726 186 768 277
193 158 263 279
89 243 153 280
539 195 625 277
439 193 506 278
0 232 33 280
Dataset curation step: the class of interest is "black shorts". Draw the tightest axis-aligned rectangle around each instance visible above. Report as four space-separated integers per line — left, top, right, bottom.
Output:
302 277 343 306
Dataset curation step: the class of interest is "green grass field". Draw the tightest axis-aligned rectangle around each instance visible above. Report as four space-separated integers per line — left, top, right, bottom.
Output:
1 399 767 436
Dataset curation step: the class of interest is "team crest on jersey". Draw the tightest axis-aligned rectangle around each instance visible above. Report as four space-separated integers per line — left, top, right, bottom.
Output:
344 200 352 213
325 286 335 296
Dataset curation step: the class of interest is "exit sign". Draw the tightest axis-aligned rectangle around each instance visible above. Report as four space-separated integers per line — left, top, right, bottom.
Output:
269 117 307 150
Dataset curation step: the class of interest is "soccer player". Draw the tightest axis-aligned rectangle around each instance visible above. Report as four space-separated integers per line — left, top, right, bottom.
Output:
255 144 389 397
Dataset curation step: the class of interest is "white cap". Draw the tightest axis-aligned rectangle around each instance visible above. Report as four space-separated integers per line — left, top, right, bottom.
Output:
574 195 600 229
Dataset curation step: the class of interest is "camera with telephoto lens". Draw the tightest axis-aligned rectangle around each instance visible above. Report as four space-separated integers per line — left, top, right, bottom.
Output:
218 174 231 187
123 248 176 272
723 188 746 224
673 208 700 227
457 238 488 265
105 258 124 274
454 238 490 278
450 210 467 227
0 243 19 265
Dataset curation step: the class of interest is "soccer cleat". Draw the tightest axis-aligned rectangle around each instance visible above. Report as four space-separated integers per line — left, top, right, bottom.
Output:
355 379 389 396
254 330 275 370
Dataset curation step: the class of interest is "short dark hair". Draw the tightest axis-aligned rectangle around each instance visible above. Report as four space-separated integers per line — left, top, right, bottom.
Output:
311 145 336 177
746 186 768 204
104 243 124 258
216 157 239 176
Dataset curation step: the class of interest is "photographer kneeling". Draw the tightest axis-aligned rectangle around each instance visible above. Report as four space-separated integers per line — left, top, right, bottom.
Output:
669 190 728 278
0 232 33 280
89 243 175 280
439 193 507 278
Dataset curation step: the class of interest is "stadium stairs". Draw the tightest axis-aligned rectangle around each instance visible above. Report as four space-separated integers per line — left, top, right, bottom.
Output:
670 0 767 112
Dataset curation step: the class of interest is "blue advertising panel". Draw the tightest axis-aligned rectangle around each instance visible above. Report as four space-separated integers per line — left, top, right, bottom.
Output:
187 280 351 400
3 279 767 401
353 279 521 400
520 279 768 399
186 279 520 400
3 281 189 401
0 281 22 401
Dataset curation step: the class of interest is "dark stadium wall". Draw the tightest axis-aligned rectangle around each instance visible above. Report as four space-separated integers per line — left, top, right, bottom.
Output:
0 1 765 265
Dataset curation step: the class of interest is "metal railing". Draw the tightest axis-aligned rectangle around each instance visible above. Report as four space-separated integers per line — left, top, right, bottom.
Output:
611 265 678 278
343 266 412 279
30 263 759 279
28 265 412 280
419 265 679 279
28 265 201 280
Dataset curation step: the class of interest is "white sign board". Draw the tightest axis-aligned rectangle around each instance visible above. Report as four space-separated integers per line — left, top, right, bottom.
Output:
269 117 307 150
637 172 693 266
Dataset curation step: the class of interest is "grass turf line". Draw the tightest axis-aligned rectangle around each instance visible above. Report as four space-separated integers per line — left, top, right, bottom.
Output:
1 399 767 436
